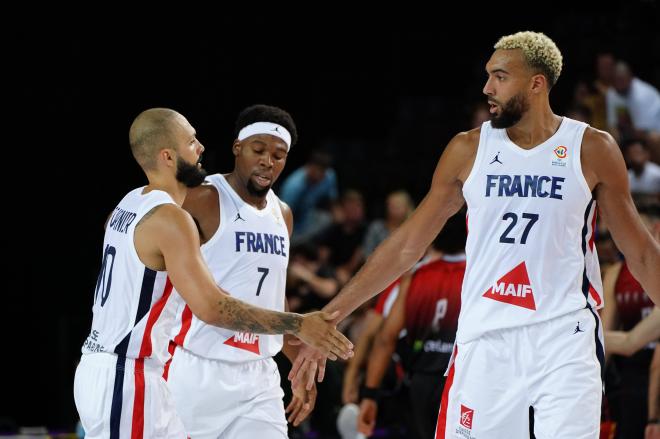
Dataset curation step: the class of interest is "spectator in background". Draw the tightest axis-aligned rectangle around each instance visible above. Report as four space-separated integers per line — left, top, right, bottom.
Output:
607 61 660 161
280 150 339 244
363 190 414 257
569 81 596 126
470 101 491 128
287 243 340 313
594 52 616 96
566 103 593 124
587 52 617 130
624 138 660 199
318 190 367 285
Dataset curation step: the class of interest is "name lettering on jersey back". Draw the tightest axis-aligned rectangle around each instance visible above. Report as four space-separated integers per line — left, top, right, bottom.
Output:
108 207 137 234
235 231 287 257
486 174 564 200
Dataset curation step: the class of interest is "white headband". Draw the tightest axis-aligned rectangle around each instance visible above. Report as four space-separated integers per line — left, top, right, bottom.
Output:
237 122 292 150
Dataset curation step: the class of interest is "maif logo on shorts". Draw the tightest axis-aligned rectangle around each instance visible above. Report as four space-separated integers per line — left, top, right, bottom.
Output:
460 404 474 429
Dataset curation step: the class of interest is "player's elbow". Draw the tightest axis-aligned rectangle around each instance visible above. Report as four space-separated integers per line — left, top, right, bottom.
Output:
189 300 220 326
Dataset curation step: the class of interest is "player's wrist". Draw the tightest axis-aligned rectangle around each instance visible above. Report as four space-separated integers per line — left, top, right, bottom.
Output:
360 385 380 401
286 313 304 335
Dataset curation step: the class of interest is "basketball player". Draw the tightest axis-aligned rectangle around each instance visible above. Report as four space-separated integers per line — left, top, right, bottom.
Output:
358 213 467 439
601 209 658 437
165 104 330 438
605 306 660 356
290 31 660 438
73 108 352 439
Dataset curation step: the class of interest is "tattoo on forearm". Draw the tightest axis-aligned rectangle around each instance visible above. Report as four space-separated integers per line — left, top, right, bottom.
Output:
217 297 302 334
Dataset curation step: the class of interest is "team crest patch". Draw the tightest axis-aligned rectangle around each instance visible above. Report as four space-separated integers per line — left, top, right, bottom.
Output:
552 146 568 167
455 404 477 438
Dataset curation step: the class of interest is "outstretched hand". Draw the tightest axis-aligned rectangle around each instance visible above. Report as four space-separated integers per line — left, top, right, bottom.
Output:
297 311 353 361
288 343 329 391
285 367 317 427
358 398 378 436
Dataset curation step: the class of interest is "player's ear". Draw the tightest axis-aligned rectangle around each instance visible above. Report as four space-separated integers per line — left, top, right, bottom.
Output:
159 148 177 168
530 73 547 94
232 140 241 157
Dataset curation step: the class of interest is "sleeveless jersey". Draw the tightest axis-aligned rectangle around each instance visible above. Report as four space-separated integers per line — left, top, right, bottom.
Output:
373 280 400 317
171 174 290 362
405 255 465 373
458 118 603 342
613 260 655 371
81 188 178 367
614 261 655 331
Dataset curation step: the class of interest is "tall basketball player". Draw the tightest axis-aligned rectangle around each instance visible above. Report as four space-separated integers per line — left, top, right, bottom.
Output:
73 108 352 438
165 105 326 438
290 31 660 438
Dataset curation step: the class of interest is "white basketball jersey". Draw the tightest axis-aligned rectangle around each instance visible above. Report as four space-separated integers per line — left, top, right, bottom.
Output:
171 174 290 362
81 188 179 367
458 118 603 343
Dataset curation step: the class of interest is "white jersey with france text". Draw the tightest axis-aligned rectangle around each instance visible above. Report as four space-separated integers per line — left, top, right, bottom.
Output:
458 118 603 343
170 174 290 362
81 188 179 368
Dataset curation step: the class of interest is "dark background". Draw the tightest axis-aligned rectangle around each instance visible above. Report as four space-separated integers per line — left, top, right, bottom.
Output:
3 4 659 430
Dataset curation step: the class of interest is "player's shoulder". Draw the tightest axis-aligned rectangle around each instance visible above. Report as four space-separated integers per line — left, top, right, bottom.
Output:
582 126 619 156
138 203 194 232
445 127 481 158
278 198 292 217
183 182 219 213
277 198 294 234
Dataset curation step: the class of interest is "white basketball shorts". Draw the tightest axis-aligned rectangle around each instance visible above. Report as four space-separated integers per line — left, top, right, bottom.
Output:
435 307 604 439
74 352 186 438
166 346 288 439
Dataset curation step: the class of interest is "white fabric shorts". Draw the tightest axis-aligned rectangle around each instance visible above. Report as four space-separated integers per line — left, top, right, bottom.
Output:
74 353 186 439
435 307 604 439
166 346 287 439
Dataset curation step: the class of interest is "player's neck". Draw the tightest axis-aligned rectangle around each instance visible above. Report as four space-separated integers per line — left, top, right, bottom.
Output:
143 174 188 206
225 172 268 209
505 107 562 150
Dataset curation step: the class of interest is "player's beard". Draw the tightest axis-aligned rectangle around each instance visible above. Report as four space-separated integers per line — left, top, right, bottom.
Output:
246 177 270 198
491 92 529 129
176 156 207 188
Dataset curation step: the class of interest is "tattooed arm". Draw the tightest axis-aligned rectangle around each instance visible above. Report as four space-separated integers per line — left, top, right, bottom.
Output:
134 203 352 359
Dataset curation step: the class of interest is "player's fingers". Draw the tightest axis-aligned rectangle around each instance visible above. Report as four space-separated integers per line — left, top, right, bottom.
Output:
328 330 353 359
317 357 327 382
286 398 302 422
293 402 311 426
288 354 305 381
305 360 318 391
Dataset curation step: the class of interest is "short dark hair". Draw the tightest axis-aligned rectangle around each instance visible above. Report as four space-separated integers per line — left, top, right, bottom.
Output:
621 137 648 152
308 150 333 168
234 104 298 146
432 213 467 254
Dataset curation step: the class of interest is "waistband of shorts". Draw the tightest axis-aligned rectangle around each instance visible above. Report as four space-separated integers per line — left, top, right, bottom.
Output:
79 352 164 374
175 345 276 370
